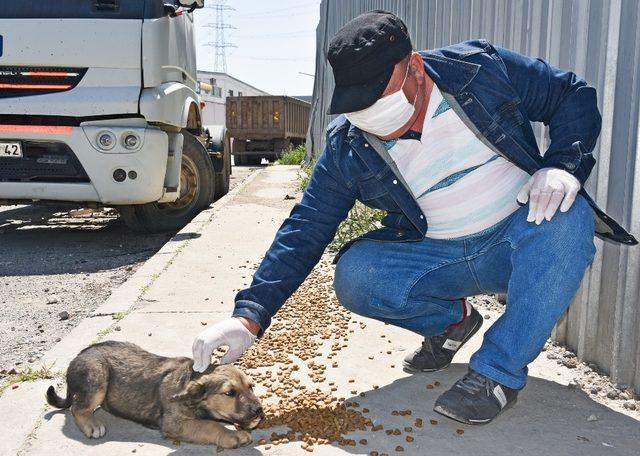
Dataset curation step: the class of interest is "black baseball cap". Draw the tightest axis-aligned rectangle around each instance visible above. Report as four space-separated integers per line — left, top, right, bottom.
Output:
327 10 413 115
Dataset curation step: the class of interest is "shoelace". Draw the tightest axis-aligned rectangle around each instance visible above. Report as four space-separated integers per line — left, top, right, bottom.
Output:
456 371 491 395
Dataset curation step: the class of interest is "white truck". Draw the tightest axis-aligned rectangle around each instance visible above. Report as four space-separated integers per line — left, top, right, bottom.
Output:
0 0 232 232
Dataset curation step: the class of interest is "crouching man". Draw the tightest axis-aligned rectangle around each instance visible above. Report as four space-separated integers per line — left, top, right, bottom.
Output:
192 10 636 425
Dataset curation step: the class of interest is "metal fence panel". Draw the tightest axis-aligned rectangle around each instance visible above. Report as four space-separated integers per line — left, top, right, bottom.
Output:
307 0 640 391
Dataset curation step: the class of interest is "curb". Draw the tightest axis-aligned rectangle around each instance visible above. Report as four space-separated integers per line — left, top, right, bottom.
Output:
38 166 266 369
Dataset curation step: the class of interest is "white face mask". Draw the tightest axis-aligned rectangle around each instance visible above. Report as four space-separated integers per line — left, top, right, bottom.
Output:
345 62 418 137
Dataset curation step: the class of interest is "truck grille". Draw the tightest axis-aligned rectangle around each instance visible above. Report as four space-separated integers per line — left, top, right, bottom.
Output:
0 67 87 99
0 141 90 183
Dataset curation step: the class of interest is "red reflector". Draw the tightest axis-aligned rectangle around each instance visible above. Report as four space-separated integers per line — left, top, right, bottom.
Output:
21 71 79 77
0 125 73 135
0 83 73 90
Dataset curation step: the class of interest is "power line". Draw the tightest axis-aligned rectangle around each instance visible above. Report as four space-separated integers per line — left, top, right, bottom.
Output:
233 30 315 39
234 56 314 62
239 1 319 17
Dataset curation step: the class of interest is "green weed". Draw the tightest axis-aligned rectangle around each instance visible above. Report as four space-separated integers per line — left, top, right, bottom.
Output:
277 144 306 165
296 160 386 252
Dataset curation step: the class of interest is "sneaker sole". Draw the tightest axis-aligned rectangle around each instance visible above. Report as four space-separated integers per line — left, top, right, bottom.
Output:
433 398 518 425
401 315 484 373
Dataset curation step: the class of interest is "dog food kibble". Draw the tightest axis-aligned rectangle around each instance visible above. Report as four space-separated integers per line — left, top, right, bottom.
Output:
426 384 434 389
456 429 465 436
406 436 414 443
415 418 423 427
396 446 405 452
393 428 402 436
430 419 438 425
434 381 441 386
232 264 386 448
258 438 266 445
404 427 413 433
362 407 369 413
370 452 379 456
385 430 394 436
360 439 368 445
372 424 383 431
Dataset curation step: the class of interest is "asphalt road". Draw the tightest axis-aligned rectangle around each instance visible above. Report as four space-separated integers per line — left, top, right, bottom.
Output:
0 165 259 373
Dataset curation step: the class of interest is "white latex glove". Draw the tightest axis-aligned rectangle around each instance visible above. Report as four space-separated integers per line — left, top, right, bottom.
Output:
192 318 257 372
516 167 581 225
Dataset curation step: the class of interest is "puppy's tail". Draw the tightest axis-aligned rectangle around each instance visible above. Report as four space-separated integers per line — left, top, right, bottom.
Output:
46 385 71 409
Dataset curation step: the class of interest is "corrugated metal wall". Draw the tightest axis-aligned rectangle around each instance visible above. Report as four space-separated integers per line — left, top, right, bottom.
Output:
308 0 640 391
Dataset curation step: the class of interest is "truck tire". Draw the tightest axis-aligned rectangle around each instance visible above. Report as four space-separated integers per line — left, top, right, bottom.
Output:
232 139 248 166
118 131 216 233
212 131 231 198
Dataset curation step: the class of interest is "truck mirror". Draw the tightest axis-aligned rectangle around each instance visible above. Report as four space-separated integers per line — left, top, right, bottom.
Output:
178 0 205 11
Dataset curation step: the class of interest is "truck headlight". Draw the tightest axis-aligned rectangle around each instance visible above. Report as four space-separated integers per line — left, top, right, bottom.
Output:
123 133 140 150
97 131 116 150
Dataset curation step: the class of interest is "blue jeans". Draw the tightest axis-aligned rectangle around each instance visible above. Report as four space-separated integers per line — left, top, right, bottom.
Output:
333 195 596 389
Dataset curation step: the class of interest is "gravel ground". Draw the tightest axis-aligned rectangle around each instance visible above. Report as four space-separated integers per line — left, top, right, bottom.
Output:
0 166 259 374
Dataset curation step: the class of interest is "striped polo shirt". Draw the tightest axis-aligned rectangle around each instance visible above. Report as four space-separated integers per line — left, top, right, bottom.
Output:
384 84 530 239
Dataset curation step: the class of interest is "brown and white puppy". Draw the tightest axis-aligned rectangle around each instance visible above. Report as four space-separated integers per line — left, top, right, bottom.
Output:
46 341 262 449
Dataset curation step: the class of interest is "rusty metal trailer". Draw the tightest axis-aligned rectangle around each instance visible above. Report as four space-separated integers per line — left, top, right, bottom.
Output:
226 96 310 165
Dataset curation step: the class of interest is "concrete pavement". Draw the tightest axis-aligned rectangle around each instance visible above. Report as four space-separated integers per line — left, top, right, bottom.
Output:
2 164 638 456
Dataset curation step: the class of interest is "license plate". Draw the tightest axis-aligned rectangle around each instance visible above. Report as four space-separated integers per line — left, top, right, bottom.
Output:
0 142 22 158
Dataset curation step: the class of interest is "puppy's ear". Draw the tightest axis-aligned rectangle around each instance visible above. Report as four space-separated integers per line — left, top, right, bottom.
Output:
170 380 206 403
202 376 226 395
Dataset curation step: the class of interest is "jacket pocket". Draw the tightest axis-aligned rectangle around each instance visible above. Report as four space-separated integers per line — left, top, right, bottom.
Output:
356 174 397 211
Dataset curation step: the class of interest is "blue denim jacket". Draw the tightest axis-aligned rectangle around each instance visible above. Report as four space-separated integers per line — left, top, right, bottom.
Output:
233 39 637 335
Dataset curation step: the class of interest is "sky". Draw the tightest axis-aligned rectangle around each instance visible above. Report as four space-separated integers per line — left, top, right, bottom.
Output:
194 0 321 96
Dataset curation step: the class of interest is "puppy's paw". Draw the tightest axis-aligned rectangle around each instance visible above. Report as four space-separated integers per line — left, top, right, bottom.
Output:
80 419 107 439
220 430 252 449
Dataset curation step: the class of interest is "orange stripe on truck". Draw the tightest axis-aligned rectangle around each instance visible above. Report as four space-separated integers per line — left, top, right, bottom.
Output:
0 125 73 135
20 72 79 77
0 83 73 90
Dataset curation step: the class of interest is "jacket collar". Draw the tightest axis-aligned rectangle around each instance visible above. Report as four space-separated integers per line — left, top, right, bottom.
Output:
420 50 481 95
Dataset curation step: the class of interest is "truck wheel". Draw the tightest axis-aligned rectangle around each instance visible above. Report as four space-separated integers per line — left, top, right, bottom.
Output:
206 126 231 198
213 136 231 198
118 131 216 233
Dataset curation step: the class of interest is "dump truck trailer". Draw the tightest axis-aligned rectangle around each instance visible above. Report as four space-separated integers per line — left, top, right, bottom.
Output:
226 96 310 165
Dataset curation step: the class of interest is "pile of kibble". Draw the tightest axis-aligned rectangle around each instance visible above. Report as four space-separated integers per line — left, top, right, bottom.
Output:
231 259 461 454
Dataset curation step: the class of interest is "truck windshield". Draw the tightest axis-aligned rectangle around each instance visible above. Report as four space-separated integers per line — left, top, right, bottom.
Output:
0 0 165 19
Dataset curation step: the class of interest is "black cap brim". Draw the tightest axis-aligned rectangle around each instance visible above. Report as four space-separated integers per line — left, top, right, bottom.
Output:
327 65 394 115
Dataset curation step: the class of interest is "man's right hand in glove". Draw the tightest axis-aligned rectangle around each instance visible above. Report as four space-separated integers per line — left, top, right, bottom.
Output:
192 317 260 372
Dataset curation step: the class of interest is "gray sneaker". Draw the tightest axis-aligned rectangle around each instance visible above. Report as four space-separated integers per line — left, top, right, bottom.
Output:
403 301 483 372
433 369 518 424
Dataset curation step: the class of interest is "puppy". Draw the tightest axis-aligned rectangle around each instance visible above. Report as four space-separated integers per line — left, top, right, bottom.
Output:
46 341 262 449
